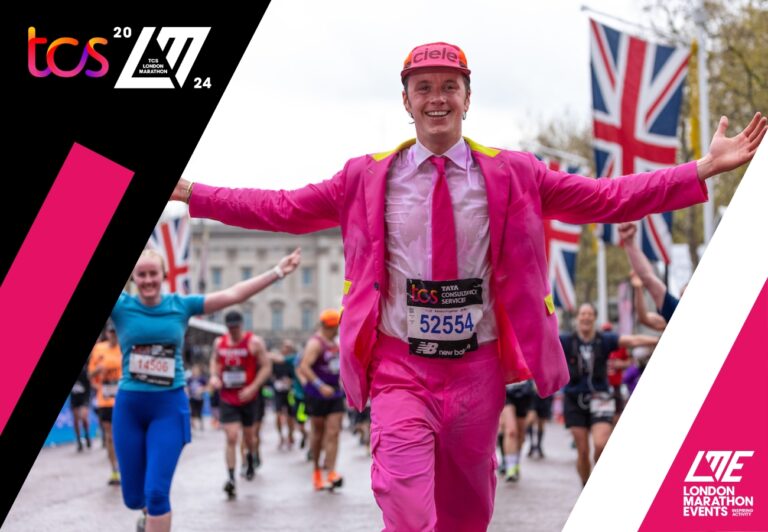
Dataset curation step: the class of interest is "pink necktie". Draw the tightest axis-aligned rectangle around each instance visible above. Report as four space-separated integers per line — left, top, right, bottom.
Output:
428 156 458 280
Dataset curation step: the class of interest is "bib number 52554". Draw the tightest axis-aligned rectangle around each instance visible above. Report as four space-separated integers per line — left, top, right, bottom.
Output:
419 313 474 335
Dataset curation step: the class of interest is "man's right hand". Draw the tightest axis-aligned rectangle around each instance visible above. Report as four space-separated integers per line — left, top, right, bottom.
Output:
171 178 193 203
319 384 335 398
209 375 222 390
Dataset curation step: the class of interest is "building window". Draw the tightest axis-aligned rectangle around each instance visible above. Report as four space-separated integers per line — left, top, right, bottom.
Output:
211 267 222 289
244 310 253 331
330 263 339 273
271 305 284 332
302 267 313 286
302 307 313 331
241 267 252 281
301 302 317 332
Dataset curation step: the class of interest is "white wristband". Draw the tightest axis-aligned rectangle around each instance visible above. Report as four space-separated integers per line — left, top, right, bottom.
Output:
272 265 285 279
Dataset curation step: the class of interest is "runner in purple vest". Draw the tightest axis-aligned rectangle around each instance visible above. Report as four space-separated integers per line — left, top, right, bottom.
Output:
298 309 345 491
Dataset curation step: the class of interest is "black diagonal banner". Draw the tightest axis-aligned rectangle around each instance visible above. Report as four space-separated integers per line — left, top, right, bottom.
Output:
1 5 269 522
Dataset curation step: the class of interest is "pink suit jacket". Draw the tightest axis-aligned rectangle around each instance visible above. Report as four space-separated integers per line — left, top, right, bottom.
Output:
190 138 706 411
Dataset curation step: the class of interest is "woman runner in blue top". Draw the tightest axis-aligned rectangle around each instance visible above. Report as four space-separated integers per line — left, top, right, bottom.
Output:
111 247 300 532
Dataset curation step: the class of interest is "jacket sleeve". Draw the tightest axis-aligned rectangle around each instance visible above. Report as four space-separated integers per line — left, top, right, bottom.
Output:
526 153 708 223
188 164 346 234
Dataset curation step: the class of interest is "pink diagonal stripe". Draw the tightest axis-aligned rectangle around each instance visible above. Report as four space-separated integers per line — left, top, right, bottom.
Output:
0 143 133 434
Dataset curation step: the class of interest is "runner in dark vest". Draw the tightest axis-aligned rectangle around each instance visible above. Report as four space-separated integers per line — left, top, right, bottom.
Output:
560 302 658 486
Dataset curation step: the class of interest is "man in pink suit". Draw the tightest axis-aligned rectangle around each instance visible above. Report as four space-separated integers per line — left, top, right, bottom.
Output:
173 42 765 531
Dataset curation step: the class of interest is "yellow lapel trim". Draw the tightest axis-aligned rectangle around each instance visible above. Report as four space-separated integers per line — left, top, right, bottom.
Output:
370 137 500 161
371 139 417 161
464 137 501 157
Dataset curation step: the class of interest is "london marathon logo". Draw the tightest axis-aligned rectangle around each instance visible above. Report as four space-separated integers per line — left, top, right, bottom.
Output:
115 27 210 89
682 450 756 518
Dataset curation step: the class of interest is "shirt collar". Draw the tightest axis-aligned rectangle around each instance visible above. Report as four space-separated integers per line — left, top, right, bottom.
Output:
411 138 469 170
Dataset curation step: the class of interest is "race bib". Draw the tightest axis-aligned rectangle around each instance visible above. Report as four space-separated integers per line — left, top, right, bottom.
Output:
406 278 483 358
129 344 175 387
102 381 119 399
222 367 247 389
589 391 616 419
273 378 291 392
327 356 341 374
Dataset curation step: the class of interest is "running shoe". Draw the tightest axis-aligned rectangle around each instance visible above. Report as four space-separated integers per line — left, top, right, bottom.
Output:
327 471 344 489
223 479 236 499
254 451 261 468
504 464 520 482
108 471 121 486
136 513 146 532
313 469 329 491
245 464 255 481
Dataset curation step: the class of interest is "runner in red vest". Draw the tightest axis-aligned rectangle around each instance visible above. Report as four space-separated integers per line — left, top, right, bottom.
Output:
210 311 272 499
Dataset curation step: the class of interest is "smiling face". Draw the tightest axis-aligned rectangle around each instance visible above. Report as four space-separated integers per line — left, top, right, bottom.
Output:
132 252 165 305
577 303 597 337
403 68 470 154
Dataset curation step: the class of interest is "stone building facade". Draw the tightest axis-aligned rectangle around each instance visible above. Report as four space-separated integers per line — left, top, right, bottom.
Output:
189 220 345 350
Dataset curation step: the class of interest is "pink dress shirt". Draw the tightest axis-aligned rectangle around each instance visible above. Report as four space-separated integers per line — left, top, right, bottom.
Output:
379 139 498 344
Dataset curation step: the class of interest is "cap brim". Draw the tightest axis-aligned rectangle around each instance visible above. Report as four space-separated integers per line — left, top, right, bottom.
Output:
401 66 471 80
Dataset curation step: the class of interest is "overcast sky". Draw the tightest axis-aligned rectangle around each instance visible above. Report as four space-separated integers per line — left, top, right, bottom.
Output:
177 0 655 211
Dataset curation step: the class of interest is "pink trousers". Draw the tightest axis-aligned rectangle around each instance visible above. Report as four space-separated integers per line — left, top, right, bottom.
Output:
369 334 506 532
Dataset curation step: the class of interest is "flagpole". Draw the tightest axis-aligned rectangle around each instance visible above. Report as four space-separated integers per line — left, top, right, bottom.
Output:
597 239 608 323
694 3 714 245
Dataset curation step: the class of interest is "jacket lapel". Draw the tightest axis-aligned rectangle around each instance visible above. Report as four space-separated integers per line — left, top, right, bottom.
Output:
468 138 510 268
363 139 416 285
362 155 392 284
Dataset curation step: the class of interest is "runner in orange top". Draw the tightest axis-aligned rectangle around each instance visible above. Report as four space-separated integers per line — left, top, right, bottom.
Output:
89 321 123 486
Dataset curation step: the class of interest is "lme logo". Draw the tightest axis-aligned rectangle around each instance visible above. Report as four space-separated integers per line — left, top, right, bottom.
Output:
27 27 109 78
684 450 754 483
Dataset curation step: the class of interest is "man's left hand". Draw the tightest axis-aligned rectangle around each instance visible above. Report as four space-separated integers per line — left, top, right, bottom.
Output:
697 112 767 180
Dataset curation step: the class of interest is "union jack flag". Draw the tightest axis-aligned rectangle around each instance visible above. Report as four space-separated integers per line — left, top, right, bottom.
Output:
539 156 584 312
147 216 191 294
590 18 689 264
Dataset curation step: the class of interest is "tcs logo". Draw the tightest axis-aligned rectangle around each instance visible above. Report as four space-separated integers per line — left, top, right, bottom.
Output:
27 27 108 78
410 284 438 305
